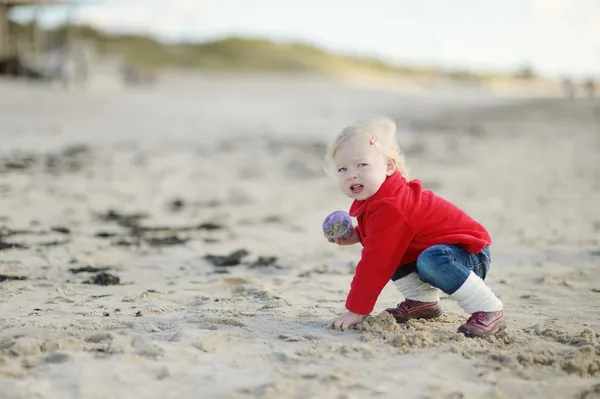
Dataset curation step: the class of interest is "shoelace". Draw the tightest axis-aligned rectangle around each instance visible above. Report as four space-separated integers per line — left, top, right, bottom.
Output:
398 299 421 310
467 312 486 324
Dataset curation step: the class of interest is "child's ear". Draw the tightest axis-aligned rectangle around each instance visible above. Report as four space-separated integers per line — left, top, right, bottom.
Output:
386 158 397 176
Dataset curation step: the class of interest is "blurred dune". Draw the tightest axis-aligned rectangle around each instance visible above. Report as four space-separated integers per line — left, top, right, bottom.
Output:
6 20 571 98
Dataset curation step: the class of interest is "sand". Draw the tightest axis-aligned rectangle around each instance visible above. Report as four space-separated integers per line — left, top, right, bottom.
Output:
1 73 599 399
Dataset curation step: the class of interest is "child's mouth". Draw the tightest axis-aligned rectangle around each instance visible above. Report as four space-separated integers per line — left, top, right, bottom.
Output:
350 184 364 194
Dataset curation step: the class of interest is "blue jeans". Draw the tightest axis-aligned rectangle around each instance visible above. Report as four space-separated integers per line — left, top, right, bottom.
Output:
391 244 491 295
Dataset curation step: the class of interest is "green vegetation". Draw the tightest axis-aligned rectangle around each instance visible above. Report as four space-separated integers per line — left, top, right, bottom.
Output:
8 21 529 81
69 25 437 77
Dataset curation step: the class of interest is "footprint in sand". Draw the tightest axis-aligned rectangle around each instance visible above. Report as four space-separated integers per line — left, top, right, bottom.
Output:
204 317 246 328
101 334 165 358
192 332 235 353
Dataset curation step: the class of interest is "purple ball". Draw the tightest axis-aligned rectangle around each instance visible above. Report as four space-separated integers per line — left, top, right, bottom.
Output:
322 210 353 239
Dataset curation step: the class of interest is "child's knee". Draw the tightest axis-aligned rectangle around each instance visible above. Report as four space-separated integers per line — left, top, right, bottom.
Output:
416 245 453 282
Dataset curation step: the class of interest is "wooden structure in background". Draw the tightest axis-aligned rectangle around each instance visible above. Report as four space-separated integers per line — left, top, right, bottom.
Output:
0 0 67 60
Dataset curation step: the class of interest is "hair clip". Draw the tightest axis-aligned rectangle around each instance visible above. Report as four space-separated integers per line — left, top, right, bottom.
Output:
369 137 377 145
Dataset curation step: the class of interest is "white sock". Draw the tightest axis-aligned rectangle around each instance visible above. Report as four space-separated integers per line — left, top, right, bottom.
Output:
394 272 440 302
450 272 503 314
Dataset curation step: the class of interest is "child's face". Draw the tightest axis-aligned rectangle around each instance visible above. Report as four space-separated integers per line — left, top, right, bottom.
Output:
333 135 393 200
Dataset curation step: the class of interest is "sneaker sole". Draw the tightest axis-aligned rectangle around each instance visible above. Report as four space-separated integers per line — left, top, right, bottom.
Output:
459 321 507 338
393 309 442 323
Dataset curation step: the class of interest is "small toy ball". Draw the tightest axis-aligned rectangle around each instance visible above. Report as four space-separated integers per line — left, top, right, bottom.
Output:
322 210 353 239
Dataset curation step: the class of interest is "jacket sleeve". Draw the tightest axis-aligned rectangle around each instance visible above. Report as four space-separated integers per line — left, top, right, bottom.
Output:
345 202 415 315
354 223 364 244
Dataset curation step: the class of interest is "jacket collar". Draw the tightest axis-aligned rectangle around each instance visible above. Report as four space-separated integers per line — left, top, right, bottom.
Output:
349 170 406 217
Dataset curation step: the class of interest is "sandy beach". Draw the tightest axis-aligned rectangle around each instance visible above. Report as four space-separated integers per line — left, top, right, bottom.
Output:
1 74 599 399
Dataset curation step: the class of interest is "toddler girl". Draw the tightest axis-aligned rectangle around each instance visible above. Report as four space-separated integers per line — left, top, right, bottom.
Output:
324 116 504 337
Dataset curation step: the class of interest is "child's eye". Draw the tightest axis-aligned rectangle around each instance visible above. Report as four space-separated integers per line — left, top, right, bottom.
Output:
357 163 368 167
337 167 347 173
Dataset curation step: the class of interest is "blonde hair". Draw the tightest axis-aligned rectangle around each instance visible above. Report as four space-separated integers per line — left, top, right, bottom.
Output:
325 116 408 178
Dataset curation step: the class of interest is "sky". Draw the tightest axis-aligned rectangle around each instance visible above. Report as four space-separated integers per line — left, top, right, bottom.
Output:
10 0 600 78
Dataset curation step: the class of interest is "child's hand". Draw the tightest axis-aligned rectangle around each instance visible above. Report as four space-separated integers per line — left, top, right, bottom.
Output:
326 228 360 245
327 311 365 331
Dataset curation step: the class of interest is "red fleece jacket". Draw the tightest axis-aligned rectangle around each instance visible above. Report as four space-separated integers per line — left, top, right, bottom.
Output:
346 171 491 315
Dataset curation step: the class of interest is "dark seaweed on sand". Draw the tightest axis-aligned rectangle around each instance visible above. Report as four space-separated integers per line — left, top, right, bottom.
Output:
0 274 28 282
204 250 280 269
69 266 112 274
0 239 27 251
205 249 250 266
94 209 225 247
83 272 120 286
